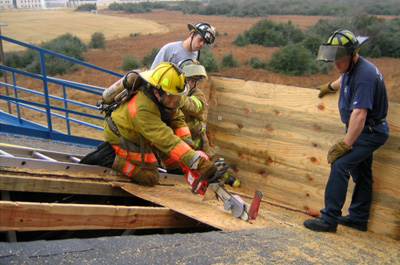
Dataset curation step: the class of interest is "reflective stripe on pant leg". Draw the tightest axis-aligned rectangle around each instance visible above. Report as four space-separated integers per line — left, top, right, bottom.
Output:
122 160 135 177
112 155 135 178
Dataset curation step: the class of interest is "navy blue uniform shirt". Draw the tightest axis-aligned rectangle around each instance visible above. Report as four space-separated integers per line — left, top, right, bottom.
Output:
338 56 388 125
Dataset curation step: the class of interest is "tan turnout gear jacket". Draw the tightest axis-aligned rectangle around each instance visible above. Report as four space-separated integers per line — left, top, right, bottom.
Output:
180 87 216 159
104 89 196 185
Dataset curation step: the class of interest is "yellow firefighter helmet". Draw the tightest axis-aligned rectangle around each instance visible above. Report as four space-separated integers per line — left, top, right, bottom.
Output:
140 62 189 96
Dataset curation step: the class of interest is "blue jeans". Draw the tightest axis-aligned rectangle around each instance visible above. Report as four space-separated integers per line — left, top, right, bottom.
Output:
321 121 389 225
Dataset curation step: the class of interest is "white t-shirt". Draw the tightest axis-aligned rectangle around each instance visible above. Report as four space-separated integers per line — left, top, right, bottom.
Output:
150 41 198 69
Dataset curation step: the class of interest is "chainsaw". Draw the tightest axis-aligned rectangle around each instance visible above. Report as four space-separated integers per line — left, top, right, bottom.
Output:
183 156 262 221
181 152 224 195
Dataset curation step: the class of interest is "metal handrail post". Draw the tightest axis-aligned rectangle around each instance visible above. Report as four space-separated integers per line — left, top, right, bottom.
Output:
62 84 71 135
11 72 22 121
39 50 53 138
0 23 11 113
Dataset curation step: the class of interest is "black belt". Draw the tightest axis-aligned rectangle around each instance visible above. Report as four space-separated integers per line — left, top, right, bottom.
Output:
346 118 385 128
366 118 385 127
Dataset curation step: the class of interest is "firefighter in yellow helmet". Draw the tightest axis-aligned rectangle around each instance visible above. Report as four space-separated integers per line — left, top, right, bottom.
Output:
177 59 240 188
80 62 217 186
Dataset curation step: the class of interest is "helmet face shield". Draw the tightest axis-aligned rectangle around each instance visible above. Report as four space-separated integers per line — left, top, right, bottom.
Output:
317 29 369 62
316 45 350 62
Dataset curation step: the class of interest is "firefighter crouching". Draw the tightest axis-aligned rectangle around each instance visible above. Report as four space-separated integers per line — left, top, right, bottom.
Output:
177 59 241 188
79 62 217 186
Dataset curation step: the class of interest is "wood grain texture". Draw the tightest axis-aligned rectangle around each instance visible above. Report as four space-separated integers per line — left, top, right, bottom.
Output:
207 76 400 239
0 201 198 231
116 182 279 231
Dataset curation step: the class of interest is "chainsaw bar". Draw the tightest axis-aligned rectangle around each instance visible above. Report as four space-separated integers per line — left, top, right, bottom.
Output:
208 183 249 221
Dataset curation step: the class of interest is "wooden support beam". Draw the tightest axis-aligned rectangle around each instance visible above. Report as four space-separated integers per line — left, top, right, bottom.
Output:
0 174 129 196
0 201 201 231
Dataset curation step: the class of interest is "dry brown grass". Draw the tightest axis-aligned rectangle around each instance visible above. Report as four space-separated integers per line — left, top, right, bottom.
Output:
0 8 167 51
1 9 399 137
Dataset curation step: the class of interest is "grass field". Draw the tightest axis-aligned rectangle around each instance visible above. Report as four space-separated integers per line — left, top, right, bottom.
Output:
0 9 168 51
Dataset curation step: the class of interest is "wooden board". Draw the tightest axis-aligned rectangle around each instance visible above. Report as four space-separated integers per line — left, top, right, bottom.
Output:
207 76 400 239
0 201 198 231
0 174 129 196
114 181 279 231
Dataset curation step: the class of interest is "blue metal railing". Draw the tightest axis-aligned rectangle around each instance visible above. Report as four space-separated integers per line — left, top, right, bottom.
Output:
0 35 123 147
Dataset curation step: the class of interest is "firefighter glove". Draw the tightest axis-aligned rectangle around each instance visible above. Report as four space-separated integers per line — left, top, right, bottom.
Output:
197 157 217 180
318 82 336 98
327 140 352 164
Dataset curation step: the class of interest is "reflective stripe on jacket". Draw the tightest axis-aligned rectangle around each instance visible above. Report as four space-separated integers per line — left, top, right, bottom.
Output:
104 89 196 165
181 87 206 141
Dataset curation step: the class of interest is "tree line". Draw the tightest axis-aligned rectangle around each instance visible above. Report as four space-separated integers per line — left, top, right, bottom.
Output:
232 14 400 75
175 0 400 17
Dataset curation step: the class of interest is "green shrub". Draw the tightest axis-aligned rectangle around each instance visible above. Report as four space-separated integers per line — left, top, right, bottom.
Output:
121 54 141 71
371 18 400 58
237 19 304 47
246 56 268 69
141 48 159 68
4 33 86 76
4 52 24 68
89 32 106 49
370 46 382 58
25 33 86 75
301 34 323 56
76 3 96 11
221 51 239 68
108 2 165 14
199 46 219 72
267 44 319 76
232 33 249 47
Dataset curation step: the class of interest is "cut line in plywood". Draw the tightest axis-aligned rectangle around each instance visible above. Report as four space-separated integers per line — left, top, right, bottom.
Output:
112 182 280 231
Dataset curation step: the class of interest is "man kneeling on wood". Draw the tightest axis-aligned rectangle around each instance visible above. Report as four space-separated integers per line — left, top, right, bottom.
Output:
80 62 217 186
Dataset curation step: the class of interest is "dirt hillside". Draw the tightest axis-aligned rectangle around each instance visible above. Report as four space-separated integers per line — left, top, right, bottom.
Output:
82 9 399 94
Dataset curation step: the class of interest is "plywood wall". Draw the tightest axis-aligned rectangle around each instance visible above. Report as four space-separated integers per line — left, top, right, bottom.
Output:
207 76 400 239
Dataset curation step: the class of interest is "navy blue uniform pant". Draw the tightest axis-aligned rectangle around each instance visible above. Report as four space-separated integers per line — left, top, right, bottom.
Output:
321 121 389 225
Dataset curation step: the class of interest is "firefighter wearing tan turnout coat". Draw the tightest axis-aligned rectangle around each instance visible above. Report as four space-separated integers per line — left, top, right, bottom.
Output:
80 62 217 186
178 59 241 188
178 59 216 160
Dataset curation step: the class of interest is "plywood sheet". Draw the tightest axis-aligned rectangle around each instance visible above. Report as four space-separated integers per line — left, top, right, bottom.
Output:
113 181 279 231
206 76 400 239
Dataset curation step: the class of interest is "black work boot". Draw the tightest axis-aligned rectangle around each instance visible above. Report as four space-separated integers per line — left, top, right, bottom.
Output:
303 218 337 232
338 215 367 231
